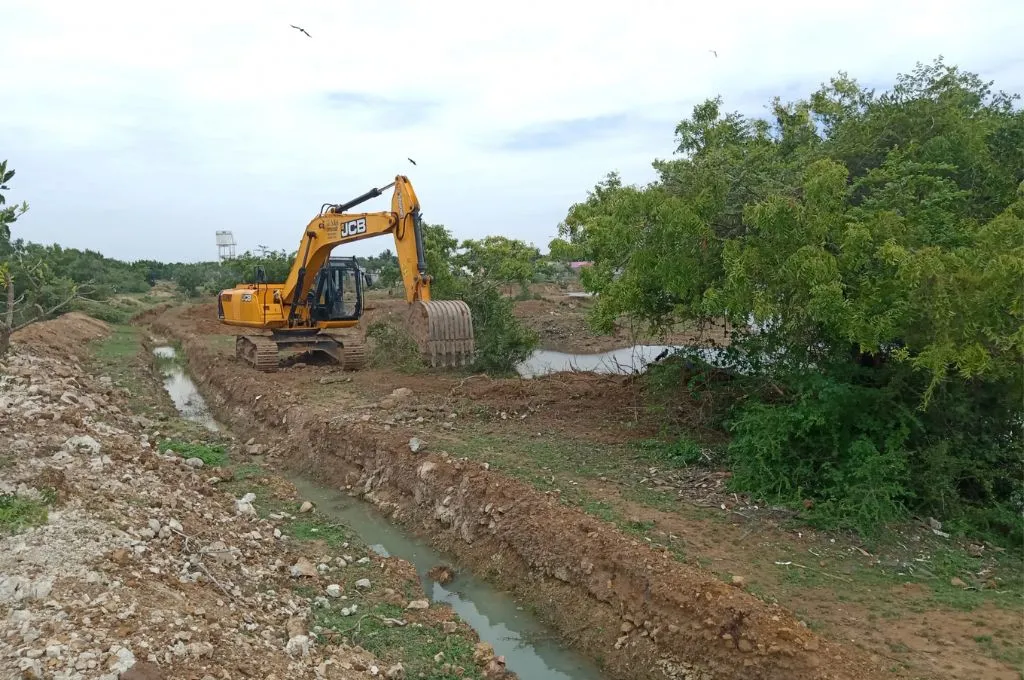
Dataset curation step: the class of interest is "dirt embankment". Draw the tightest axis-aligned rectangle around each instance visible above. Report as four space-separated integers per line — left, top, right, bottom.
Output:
153 310 891 680
1 315 502 680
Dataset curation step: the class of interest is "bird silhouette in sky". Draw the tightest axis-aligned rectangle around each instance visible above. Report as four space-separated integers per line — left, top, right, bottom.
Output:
709 49 718 58
408 158 417 166
290 25 311 38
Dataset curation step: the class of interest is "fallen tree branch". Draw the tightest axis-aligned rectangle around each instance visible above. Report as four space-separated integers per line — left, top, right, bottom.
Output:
167 527 238 600
12 289 85 332
196 560 237 600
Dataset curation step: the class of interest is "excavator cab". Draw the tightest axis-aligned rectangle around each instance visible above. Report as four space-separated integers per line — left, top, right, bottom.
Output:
308 256 363 322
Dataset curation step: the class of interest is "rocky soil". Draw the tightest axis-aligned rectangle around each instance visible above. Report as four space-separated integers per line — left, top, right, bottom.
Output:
0 319 506 680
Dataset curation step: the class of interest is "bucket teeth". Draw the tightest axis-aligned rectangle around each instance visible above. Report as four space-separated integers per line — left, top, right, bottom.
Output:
408 300 475 368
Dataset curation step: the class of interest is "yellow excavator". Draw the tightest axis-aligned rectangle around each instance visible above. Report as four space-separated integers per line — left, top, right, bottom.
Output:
217 175 474 372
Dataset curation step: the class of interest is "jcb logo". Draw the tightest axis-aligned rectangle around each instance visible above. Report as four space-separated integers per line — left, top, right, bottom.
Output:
342 218 367 237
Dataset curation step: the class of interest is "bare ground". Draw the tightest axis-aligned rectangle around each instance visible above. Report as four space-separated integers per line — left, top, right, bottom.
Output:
153 301 1024 680
150 304 910 680
1 314 510 680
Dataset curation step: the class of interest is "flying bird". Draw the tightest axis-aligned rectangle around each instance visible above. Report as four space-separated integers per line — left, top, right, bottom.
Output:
709 49 718 58
407 158 417 166
290 24 311 38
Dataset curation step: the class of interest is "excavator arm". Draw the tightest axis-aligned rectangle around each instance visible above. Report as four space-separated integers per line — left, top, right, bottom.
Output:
279 175 432 316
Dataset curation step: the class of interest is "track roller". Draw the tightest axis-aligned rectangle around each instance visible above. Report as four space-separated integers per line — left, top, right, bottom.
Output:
340 340 367 371
235 335 279 372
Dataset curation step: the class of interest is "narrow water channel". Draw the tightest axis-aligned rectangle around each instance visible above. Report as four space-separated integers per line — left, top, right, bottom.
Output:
289 477 605 680
152 345 219 432
149 345 606 680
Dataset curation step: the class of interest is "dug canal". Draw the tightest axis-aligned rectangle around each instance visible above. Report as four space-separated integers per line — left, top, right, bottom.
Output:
150 344 606 680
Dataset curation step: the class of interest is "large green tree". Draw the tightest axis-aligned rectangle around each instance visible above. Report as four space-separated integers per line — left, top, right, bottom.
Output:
558 58 1024 540
457 235 541 295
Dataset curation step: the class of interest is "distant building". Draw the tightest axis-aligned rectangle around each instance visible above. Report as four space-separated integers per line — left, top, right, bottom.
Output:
569 261 593 270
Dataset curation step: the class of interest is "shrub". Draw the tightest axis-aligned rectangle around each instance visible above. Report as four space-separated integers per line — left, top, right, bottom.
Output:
365 320 423 373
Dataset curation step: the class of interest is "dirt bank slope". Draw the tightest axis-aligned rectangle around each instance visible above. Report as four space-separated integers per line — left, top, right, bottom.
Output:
154 309 891 680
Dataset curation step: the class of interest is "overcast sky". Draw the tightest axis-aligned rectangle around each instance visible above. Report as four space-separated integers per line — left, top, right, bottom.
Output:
1 1 1021 263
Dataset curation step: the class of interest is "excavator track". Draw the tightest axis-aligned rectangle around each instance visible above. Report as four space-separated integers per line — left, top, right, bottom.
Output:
340 340 367 371
235 335 279 372
407 300 475 368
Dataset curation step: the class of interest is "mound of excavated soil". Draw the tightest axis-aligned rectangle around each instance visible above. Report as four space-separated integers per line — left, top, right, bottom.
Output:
11 312 111 361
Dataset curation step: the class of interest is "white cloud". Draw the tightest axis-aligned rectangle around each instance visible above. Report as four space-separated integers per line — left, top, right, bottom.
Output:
1 0 1021 261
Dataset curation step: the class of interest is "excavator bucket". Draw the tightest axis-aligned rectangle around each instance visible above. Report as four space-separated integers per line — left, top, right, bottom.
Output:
406 300 475 368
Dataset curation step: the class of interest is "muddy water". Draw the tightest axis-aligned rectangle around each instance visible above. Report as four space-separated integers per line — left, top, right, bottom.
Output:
152 346 219 431
289 477 605 680
150 345 606 680
516 344 727 379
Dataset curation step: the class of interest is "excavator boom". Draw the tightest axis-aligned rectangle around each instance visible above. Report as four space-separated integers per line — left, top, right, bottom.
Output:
280 176 430 307
217 176 475 371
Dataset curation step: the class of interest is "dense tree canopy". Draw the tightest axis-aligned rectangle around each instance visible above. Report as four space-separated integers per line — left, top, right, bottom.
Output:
458 236 541 294
558 58 1024 541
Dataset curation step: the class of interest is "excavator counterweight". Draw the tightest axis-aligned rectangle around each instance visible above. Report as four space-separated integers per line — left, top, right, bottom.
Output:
216 176 475 372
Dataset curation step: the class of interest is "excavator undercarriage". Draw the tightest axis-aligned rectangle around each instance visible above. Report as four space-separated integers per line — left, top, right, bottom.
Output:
233 331 368 372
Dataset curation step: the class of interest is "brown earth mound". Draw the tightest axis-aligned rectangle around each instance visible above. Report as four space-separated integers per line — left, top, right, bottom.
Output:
11 312 111 360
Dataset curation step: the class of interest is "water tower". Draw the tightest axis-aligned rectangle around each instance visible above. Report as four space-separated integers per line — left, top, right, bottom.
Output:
215 230 237 260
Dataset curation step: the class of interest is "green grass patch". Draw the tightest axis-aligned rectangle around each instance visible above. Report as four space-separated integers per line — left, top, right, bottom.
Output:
976 638 1024 667
216 480 363 553
365 321 424 373
769 539 1024 614
219 481 281 518
581 499 619 523
315 603 484 680
448 431 1023 617
285 518 355 548
0 492 54 534
88 325 169 419
158 439 227 467
231 464 264 481
93 325 141 361
632 437 707 467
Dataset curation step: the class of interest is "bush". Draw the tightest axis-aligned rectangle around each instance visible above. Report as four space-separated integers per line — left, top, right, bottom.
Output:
72 297 136 324
726 373 913 532
725 369 1023 542
454 281 538 374
365 320 423 373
